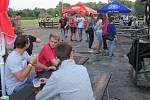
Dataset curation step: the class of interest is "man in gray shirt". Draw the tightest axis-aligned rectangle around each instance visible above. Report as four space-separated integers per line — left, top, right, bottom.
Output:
36 42 95 100
5 35 36 95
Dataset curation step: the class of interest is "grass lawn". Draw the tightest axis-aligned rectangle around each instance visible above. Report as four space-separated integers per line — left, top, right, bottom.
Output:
21 19 38 26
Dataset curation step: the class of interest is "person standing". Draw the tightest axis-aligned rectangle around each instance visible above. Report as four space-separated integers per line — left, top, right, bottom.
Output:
77 14 85 41
69 14 77 41
35 33 60 78
102 14 109 52
94 14 103 53
107 16 116 57
59 14 68 41
4 35 37 95
86 14 95 52
14 28 41 55
36 42 95 100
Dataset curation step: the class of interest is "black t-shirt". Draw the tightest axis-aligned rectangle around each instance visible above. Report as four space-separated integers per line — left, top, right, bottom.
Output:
26 35 36 55
14 35 36 55
59 17 68 28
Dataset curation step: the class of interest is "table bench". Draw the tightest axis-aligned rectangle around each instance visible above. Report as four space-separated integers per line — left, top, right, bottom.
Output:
39 21 59 28
74 56 89 65
93 73 112 100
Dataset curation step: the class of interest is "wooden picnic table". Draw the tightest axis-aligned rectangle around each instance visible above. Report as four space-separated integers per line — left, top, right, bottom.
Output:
9 56 89 100
39 20 59 28
118 28 141 32
117 27 147 38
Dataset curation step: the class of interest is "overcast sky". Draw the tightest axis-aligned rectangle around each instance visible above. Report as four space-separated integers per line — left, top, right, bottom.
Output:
9 0 108 10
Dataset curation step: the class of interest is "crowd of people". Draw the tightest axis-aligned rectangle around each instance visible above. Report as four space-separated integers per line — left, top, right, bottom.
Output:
4 33 95 100
59 13 117 57
2 12 118 99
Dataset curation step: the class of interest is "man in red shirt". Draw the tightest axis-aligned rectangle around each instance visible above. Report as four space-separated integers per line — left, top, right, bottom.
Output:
35 33 60 78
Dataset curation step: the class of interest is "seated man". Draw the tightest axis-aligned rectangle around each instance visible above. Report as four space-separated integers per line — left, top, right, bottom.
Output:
36 42 95 100
35 33 60 78
4 35 36 95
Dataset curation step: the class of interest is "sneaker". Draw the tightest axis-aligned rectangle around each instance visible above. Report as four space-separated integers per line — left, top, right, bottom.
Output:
109 53 114 57
95 51 100 54
88 48 94 53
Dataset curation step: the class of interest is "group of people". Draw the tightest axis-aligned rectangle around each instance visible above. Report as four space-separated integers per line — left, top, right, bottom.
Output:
59 13 85 42
86 14 117 57
59 13 117 57
3 12 118 99
4 31 95 100
119 15 139 28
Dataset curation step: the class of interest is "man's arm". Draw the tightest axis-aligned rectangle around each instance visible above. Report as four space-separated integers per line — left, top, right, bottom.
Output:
36 61 56 70
36 74 58 100
13 65 32 81
12 56 36 81
35 38 41 43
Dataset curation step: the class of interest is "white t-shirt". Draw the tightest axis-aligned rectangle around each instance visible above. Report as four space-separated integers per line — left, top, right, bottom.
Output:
5 50 30 95
77 17 85 28
94 19 102 31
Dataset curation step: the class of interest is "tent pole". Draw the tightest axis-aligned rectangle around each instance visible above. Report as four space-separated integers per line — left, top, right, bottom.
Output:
0 57 6 96
0 32 6 96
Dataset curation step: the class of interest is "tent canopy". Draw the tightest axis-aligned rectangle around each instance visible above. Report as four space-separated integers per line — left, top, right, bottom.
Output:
63 2 97 14
97 1 131 13
0 0 15 44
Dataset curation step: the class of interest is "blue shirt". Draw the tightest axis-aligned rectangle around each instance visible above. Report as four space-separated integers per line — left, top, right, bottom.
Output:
107 23 116 38
36 59 95 100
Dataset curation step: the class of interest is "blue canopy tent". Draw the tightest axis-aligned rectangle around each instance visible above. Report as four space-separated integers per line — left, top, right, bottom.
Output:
97 1 131 13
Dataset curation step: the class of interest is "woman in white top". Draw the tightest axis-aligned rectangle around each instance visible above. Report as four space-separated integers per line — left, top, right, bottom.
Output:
94 14 103 53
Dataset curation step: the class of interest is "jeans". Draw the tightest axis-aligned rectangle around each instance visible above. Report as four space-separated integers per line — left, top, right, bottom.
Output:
13 76 33 93
108 40 115 56
102 35 108 50
88 28 94 48
60 27 65 36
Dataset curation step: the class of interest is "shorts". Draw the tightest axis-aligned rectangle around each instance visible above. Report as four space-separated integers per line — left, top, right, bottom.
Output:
95 29 103 42
70 27 76 33
77 28 83 34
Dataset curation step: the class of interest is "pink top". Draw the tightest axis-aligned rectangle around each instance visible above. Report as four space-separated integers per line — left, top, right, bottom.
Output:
102 17 109 36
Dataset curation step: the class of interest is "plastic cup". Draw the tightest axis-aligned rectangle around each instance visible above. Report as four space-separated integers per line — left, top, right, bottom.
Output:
32 78 41 94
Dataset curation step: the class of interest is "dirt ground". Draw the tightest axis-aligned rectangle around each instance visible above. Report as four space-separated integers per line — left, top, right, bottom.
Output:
24 24 150 100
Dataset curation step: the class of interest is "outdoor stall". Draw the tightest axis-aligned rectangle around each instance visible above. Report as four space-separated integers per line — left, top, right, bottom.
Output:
97 1 131 13
63 2 97 14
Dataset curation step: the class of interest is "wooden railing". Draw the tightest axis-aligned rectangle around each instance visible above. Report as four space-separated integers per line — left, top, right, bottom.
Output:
38 20 59 28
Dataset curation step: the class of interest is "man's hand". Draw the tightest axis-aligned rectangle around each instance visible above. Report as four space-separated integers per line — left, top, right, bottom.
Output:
29 55 37 64
46 66 56 70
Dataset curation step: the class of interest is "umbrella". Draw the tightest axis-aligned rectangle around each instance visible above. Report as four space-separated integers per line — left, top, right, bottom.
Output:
63 2 97 14
0 0 15 44
97 1 131 13
0 0 15 96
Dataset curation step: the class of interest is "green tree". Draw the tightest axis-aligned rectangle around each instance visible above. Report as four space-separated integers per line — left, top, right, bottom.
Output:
8 8 14 16
85 2 103 10
133 1 145 16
